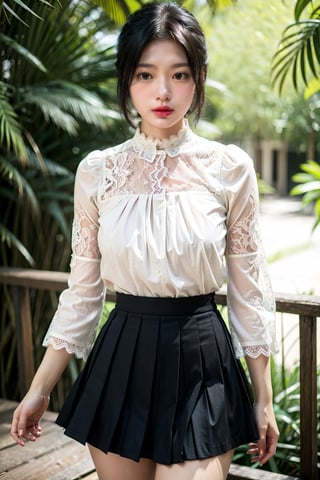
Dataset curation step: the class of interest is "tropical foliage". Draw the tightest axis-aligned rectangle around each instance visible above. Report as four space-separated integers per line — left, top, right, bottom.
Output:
235 358 320 476
290 160 320 230
271 0 320 231
0 0 129 400
272 0 320 94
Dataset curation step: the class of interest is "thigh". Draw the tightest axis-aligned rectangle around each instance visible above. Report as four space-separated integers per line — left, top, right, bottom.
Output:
155 450 234 480
88 445 156 480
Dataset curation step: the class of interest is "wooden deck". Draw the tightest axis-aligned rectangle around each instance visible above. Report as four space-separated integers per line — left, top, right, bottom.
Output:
0 399 98 480
0 399 300 480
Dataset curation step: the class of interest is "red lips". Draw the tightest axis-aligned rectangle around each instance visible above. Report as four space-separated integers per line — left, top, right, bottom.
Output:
152 106 174 117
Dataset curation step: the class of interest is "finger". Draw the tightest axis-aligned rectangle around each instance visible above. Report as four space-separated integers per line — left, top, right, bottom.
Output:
258 435 266 456
259 435 278 465
10 410 25 446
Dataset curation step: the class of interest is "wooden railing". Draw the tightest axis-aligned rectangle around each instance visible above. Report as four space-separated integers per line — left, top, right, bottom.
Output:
0 267 318 480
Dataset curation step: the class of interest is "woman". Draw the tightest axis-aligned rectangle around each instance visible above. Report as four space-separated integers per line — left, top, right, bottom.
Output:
11 2 279 479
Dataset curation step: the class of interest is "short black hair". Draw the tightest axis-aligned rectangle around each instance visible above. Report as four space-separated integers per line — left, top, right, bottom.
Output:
116 1 208 127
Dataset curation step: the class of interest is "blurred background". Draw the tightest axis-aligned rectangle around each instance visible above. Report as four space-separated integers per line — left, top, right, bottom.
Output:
1 0 319 475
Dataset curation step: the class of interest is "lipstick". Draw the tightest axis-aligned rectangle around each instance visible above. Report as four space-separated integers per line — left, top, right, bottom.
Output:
152 106 174 117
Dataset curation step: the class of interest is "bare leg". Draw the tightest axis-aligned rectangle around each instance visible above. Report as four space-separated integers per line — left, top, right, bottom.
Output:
88 445 156 480
155 450 234 480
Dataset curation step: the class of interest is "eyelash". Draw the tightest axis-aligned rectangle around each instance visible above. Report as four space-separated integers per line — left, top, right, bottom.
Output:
136 71 190 80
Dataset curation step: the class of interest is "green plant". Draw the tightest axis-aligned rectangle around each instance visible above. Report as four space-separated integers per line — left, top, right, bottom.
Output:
234 356 320 476
272 0 320 93
290 160 320 231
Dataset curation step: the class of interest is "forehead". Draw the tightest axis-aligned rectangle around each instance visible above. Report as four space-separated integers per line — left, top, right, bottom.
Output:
138 39 188 64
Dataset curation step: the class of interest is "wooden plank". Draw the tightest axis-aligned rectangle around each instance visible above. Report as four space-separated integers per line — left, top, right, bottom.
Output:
0 424 69 473
81 472 99 480
11 286 35 396
0 268 68 291
1 267 320 316
299 315 318 480
228 464 299 480
0 403 57 451
275 293 320 316
1 441 95 480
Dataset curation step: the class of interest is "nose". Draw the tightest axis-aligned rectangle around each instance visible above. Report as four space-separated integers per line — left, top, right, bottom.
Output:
156 77 171 101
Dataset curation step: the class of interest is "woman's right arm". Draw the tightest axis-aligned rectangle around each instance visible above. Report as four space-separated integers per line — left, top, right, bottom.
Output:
11 345 71 446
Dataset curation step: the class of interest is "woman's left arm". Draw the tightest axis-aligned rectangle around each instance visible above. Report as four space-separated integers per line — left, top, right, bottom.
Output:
222 144 279 464
245 355 279 465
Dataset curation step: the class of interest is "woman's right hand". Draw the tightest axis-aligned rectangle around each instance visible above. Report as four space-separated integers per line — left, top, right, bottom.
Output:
10 389 50 446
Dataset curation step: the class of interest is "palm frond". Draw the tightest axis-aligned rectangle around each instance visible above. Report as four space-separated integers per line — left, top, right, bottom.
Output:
20 82 120 134
1 0 57 24
0 223 35 266
1 33 47 72
272 18 320 93
295 0 315 21
92 0 142 24
0 156 40 215
0 84 27 161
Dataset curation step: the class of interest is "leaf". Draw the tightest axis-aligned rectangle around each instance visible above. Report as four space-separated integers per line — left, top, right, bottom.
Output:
294 0 313 21
291 172 313 183
0 223 35 266
300 160 320 178
0 156 40 215
290 180 320 195
0 86 27 161
0 34 47 72
304 76 320 99
272 19 320 93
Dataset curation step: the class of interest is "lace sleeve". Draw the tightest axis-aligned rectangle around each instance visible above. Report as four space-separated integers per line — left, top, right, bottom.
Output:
222 145 278 359
43 152 105 360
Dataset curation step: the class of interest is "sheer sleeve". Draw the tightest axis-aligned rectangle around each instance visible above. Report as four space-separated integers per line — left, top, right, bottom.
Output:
43 151 105 360
222 145 278 358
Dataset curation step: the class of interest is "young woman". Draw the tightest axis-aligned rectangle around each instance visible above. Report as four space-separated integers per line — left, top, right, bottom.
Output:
11 3 279 479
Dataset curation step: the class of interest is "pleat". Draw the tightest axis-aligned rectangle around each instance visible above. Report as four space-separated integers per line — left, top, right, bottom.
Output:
110 313 160 460
57 294 259 465
148 314 181 460
86 312 143 450
56 307 121 438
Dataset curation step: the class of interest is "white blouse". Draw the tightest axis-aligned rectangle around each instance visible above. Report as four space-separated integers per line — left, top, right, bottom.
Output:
43 121 278 361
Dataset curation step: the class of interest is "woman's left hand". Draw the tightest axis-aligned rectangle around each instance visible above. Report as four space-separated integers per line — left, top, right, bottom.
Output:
247 402 279 466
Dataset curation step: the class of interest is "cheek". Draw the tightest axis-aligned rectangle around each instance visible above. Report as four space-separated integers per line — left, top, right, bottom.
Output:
129 85 146 105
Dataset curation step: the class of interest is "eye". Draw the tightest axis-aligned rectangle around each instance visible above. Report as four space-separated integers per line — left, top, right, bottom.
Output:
137 71 152 80
173 72 189 80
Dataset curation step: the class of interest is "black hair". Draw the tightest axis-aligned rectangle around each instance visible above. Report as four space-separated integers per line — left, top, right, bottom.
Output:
116 1 208 127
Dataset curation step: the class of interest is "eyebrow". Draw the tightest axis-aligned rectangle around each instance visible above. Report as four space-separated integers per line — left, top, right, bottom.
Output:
136 62 190 68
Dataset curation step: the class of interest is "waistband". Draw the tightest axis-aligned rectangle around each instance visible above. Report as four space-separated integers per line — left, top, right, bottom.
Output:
115 292 216 316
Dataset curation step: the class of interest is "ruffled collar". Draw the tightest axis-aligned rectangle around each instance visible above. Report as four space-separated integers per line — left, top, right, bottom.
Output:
132 120 194 162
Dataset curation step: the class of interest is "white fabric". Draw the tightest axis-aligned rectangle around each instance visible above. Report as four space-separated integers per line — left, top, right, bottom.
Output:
43 121 279 360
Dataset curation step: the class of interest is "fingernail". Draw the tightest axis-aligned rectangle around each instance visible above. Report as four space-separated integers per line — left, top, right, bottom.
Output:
18 429 23 436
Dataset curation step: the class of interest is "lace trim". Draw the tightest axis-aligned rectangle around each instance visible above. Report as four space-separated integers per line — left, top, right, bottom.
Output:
242 344 271 358
72 207 100 258
43 335 90 360
132 119 193 162
227 193 258 255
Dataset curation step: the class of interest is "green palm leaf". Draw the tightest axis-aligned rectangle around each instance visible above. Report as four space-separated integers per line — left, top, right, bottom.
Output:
0 33 47 72
294 0 313 21
0 85 27 161
0 156 40 215
272 18 320 93
0 223 35 265
93 0 143 24
20 82 120 134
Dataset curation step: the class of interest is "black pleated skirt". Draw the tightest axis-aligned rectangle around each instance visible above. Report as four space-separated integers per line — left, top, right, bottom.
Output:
56 293 259 465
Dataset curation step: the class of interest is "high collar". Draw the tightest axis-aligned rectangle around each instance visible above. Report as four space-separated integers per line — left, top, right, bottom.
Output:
131 120 194 163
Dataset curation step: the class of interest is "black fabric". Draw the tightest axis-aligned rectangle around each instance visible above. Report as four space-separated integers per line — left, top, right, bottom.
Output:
56 293 259 464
